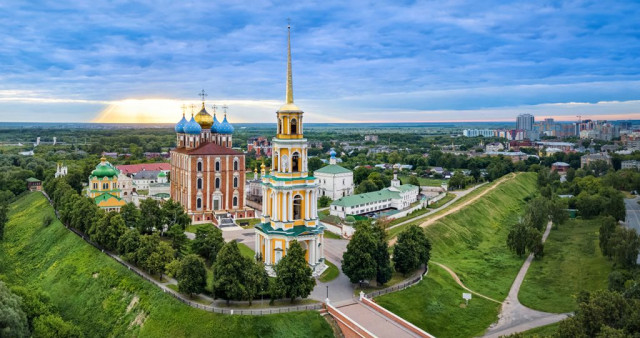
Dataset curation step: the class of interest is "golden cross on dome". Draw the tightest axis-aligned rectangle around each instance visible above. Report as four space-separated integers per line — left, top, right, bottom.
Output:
222 104 229 116
180 104 187 116
189 104 196 116
198 89 207 107
211 104 217 114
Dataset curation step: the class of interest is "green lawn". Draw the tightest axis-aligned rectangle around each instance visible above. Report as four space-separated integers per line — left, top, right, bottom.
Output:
323 231 343 239
427 193 456 209
0 193 333 338
399 175 446 187
518 218 613 313
185 223 214 234
237 218 261 229
376 263 501 338
237 242 256 259
318 260 339 283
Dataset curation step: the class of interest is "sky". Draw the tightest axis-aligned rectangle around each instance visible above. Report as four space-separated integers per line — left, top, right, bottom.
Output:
0 0 639 124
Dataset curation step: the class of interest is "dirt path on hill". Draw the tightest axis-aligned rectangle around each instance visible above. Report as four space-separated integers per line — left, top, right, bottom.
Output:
388 173 517 245
432 262 501 304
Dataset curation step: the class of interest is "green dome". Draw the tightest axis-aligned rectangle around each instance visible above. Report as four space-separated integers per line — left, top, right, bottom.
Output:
158 172 166 177
91 158 119 178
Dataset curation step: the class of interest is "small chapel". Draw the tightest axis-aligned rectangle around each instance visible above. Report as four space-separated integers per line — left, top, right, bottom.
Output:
254 25 326 276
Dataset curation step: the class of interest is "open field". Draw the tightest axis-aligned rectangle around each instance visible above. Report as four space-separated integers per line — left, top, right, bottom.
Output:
376 263 501 338
0 193 332 338
518 218 612 313
399 175 446 186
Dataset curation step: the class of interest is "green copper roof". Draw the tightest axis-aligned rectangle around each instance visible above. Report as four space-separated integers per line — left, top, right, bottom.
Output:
158 172 167 177
314 164 352 175
331 184 418 208
26 177 41 182
263 174 316 182
255 222 324 237
90 160 119 178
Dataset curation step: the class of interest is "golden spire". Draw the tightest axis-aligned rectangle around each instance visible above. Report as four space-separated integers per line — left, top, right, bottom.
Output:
286 22 293 104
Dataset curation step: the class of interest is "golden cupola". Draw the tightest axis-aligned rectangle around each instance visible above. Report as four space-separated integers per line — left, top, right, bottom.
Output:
194 103 213 129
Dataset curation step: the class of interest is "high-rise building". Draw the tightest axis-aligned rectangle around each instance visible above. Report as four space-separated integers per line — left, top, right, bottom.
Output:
516 114 535 131
254 26 326 276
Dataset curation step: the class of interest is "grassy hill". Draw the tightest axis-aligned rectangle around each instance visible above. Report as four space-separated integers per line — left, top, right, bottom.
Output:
376 172 537 337
0 193 332 337
518 218 612 313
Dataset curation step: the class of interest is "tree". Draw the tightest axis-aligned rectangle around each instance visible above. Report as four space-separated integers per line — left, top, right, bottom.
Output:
0 281 30 338
308 157 324 172
213 241 248 303
317 195 332 208
145 241 175 277
274 241 316 302
353 166 371 185
507 220 543 258
135 233 161 268
0 201 7 240
576 192 601 219
393 225 431 275
599 216 618 258
8 286 52 330
117 228 141 261
407 175 420 187
523 197 549 231
191 226 225 263
342 223 377 283
161 199 190 231
244 260 269 306
548 198 568 227
355 180 378 194
88 212 126 251
32 314 82 338
608 227 640 268
167 224 188 253
119 202 140 229
448 171 466 190
175 254 207 297
372 220 393 285
138 198 161 234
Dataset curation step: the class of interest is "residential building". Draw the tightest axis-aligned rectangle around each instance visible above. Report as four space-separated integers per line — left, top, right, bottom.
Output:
364 135 379 142
484 151 529 163
330 184 419 219
551 162 570 173
516 114 535 131
580 153 612 168
621 160 640 170
485 142 504 152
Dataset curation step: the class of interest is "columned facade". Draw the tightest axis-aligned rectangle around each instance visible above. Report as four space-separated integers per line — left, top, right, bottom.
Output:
254 26 325 276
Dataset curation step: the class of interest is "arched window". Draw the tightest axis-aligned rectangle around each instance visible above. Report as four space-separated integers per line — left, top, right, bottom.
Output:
197 161 202 172
215 160 220 171
197 178 203 189
278 119 282 134
233 160 238 171
103 183 108 190
233 177 238 188
233 196 238 207
274 153 279 171
293 195 302 220
215 178 220 189
196 198 202 209
291 118 297 134
292 152 299 172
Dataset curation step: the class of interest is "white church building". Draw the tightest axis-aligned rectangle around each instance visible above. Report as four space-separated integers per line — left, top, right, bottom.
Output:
314 149 354 200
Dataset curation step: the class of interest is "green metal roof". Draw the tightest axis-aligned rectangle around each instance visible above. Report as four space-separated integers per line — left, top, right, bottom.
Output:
93 193 123 205
263 174 316 182
26 177 41 183
255 222 324 237
314 164 352 175
90 161 119 178
331 184 418 208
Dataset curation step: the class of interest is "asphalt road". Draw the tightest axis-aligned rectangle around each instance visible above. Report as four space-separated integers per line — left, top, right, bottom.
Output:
623 197 640 264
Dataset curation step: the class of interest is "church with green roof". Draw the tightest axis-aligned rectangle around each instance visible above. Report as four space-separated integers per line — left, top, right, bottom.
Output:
86 157 126 212
314 149 355 200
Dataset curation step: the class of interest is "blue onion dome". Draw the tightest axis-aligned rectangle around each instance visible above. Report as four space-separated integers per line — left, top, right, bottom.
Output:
174 114 187 133
183 116 202 134
211 113 221 133
218 115 234 134
330 148 337 157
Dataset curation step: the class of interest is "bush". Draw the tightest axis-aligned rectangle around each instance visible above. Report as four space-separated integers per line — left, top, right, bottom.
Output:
42 214 54 227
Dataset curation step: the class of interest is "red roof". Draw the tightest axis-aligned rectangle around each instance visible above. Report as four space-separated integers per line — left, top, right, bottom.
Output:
171 143 243 156
116 163 171 175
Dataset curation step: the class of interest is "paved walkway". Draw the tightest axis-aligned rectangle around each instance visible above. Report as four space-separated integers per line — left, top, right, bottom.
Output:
483 221 569 337
623 197 640 264
337 302 420 338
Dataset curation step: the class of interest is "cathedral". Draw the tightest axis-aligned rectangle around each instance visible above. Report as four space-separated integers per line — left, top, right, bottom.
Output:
170 98 254 224
254 26 326 276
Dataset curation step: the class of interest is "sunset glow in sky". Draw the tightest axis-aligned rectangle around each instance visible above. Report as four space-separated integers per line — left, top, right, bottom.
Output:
1 1 639 123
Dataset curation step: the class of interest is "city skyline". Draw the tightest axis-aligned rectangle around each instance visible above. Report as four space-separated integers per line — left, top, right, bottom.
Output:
1 1 639 123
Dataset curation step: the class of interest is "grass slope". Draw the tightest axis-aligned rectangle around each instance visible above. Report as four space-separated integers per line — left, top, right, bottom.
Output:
424 172 536 301
518 218 612 313
376 263 500 338
0 193 332 338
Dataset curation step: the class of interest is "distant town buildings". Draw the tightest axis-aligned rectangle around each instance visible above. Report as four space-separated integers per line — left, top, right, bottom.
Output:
364 135 379 143
551 162 570 173
483 151 530 163
580 153 612 168
485 142 505 153
621 160 640 170
247 136 272 157
315 149 354 200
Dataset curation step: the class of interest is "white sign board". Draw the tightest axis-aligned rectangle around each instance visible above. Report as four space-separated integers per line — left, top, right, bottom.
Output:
463 293 472 300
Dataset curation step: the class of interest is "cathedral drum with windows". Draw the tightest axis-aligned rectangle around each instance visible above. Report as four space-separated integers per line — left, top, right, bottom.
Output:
254 26 326 276
170 98 255 225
